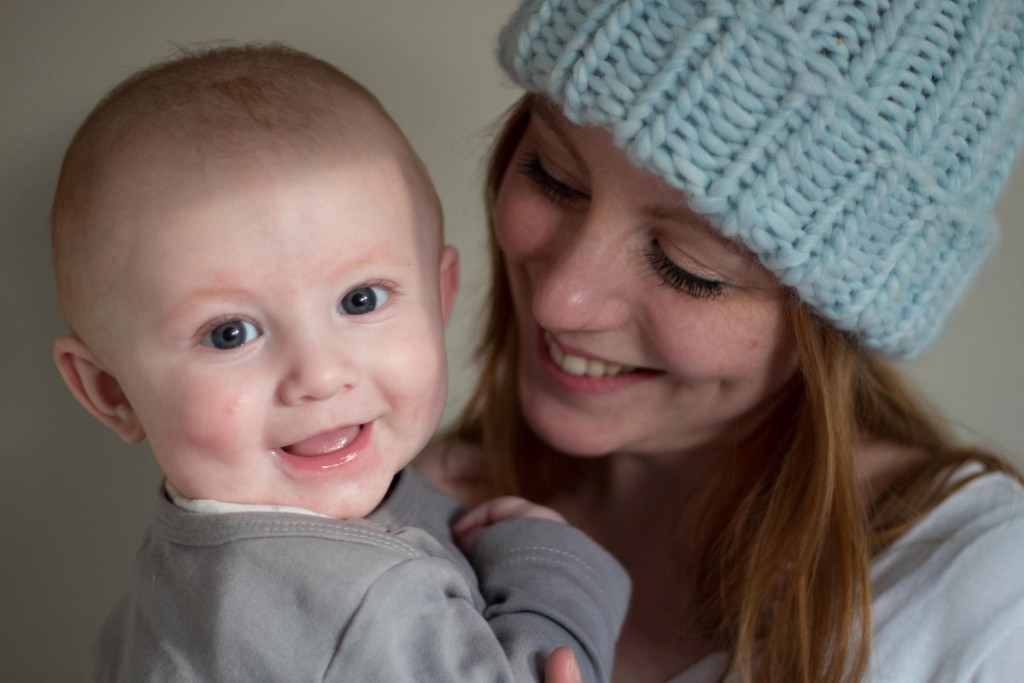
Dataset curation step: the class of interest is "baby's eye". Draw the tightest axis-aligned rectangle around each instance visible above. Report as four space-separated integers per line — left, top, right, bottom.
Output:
201 320 262 350
339 285 390 316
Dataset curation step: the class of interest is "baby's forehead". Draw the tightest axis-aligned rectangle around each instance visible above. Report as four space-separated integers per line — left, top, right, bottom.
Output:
99 105 399 198
94 143 429 262
101 127 438 247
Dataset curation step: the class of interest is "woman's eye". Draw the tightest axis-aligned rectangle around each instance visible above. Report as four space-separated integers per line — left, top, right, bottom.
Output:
339 285 391 315
645 240 724 300
202 319 262 350
517 153 586 203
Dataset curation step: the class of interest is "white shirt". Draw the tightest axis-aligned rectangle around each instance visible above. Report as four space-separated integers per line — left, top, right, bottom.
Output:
670 466 1024 682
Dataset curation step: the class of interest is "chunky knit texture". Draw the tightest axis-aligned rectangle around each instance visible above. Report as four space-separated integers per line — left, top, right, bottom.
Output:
499 0 1024 358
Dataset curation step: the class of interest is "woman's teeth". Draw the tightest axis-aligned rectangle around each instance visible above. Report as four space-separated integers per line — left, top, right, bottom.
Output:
545 333 636 377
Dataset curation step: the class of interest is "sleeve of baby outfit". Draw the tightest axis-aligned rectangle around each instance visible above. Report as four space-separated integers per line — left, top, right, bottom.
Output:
470 517 631 683
321 519 629 683
322 553 524 682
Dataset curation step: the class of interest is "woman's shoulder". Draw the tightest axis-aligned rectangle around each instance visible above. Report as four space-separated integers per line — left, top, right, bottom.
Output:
893 462 1024 543
413 438 497 509
868 465 1024 680
873 462 1024 577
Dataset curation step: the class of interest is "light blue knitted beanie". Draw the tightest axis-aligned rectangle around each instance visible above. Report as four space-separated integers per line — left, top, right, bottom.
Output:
498 0 1024 358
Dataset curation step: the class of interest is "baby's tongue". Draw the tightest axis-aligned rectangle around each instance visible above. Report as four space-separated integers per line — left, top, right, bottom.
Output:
284 425 361 457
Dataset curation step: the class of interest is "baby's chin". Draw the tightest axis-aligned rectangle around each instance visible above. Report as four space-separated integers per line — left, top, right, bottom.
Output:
294 477 398 521
164 479 390 521
315 497 385 521
250 485 390 520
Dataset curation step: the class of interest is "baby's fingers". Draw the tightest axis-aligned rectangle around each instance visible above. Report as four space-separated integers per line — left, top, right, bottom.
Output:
453 496 565 553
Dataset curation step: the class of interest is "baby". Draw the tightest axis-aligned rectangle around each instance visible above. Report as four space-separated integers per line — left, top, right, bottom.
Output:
50 44 627 683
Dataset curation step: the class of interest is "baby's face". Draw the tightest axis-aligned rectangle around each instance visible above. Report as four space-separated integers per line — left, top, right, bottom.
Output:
91 150 454 519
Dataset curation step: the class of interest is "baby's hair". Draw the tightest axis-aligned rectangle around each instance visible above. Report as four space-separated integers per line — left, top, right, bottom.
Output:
51 43 441 335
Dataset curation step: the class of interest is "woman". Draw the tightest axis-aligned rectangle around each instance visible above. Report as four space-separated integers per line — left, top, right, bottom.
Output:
419 0 1024 681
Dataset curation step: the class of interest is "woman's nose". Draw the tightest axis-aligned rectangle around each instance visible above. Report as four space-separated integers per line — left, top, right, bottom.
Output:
529 217 631 333
277 330 355 406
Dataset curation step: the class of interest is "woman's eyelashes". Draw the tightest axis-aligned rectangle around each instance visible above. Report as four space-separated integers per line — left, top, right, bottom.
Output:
517 153 585 203
516 149 724 300
645 240 724 299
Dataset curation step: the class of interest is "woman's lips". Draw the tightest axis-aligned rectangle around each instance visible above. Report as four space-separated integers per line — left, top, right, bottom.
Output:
537 330 659 395
543 331 637 377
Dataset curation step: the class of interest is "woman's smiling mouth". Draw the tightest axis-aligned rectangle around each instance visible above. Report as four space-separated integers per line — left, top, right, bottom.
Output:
543 331 637 377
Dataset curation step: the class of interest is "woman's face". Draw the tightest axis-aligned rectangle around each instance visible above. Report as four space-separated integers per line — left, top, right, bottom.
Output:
493 102 799 458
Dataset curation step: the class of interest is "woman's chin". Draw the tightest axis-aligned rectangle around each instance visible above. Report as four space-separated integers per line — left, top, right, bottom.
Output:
521 403 626 457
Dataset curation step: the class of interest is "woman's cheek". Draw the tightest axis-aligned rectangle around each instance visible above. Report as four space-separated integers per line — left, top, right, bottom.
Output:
493 179 554 259
648 298 788 377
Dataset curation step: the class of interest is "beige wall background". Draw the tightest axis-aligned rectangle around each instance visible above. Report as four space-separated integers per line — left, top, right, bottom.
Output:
2 1 1021 680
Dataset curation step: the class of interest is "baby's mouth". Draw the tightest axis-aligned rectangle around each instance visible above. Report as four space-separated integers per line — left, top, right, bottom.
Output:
282 424 362 457
544 332 638 378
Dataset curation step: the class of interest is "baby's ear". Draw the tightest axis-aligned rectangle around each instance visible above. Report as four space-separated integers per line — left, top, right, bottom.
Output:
53 335 145 443
439 245 460 326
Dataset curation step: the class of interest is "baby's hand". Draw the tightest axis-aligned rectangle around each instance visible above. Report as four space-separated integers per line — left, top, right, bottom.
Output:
453 496 566 554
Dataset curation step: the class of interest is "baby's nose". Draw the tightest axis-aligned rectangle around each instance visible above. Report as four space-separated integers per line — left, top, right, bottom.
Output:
277 333 356 405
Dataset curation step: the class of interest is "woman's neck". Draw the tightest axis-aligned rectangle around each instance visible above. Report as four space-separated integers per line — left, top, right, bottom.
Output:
536 446 729 681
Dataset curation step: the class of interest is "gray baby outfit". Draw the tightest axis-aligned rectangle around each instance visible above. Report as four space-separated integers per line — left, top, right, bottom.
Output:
90 468 629 682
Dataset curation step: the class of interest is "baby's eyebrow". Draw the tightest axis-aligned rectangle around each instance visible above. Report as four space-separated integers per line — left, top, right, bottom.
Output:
163 286 253 322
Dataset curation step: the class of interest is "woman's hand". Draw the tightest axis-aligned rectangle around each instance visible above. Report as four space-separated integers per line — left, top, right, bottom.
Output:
546 647 585 683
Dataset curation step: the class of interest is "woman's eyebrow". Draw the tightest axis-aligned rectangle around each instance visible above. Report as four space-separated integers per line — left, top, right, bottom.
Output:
645 204 750 257
534 99 750 259
530 102 587 171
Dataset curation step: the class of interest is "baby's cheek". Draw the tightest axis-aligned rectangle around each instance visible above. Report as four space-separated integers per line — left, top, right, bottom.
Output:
222 395 245 416
382 336 447 414
176 392 252 451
